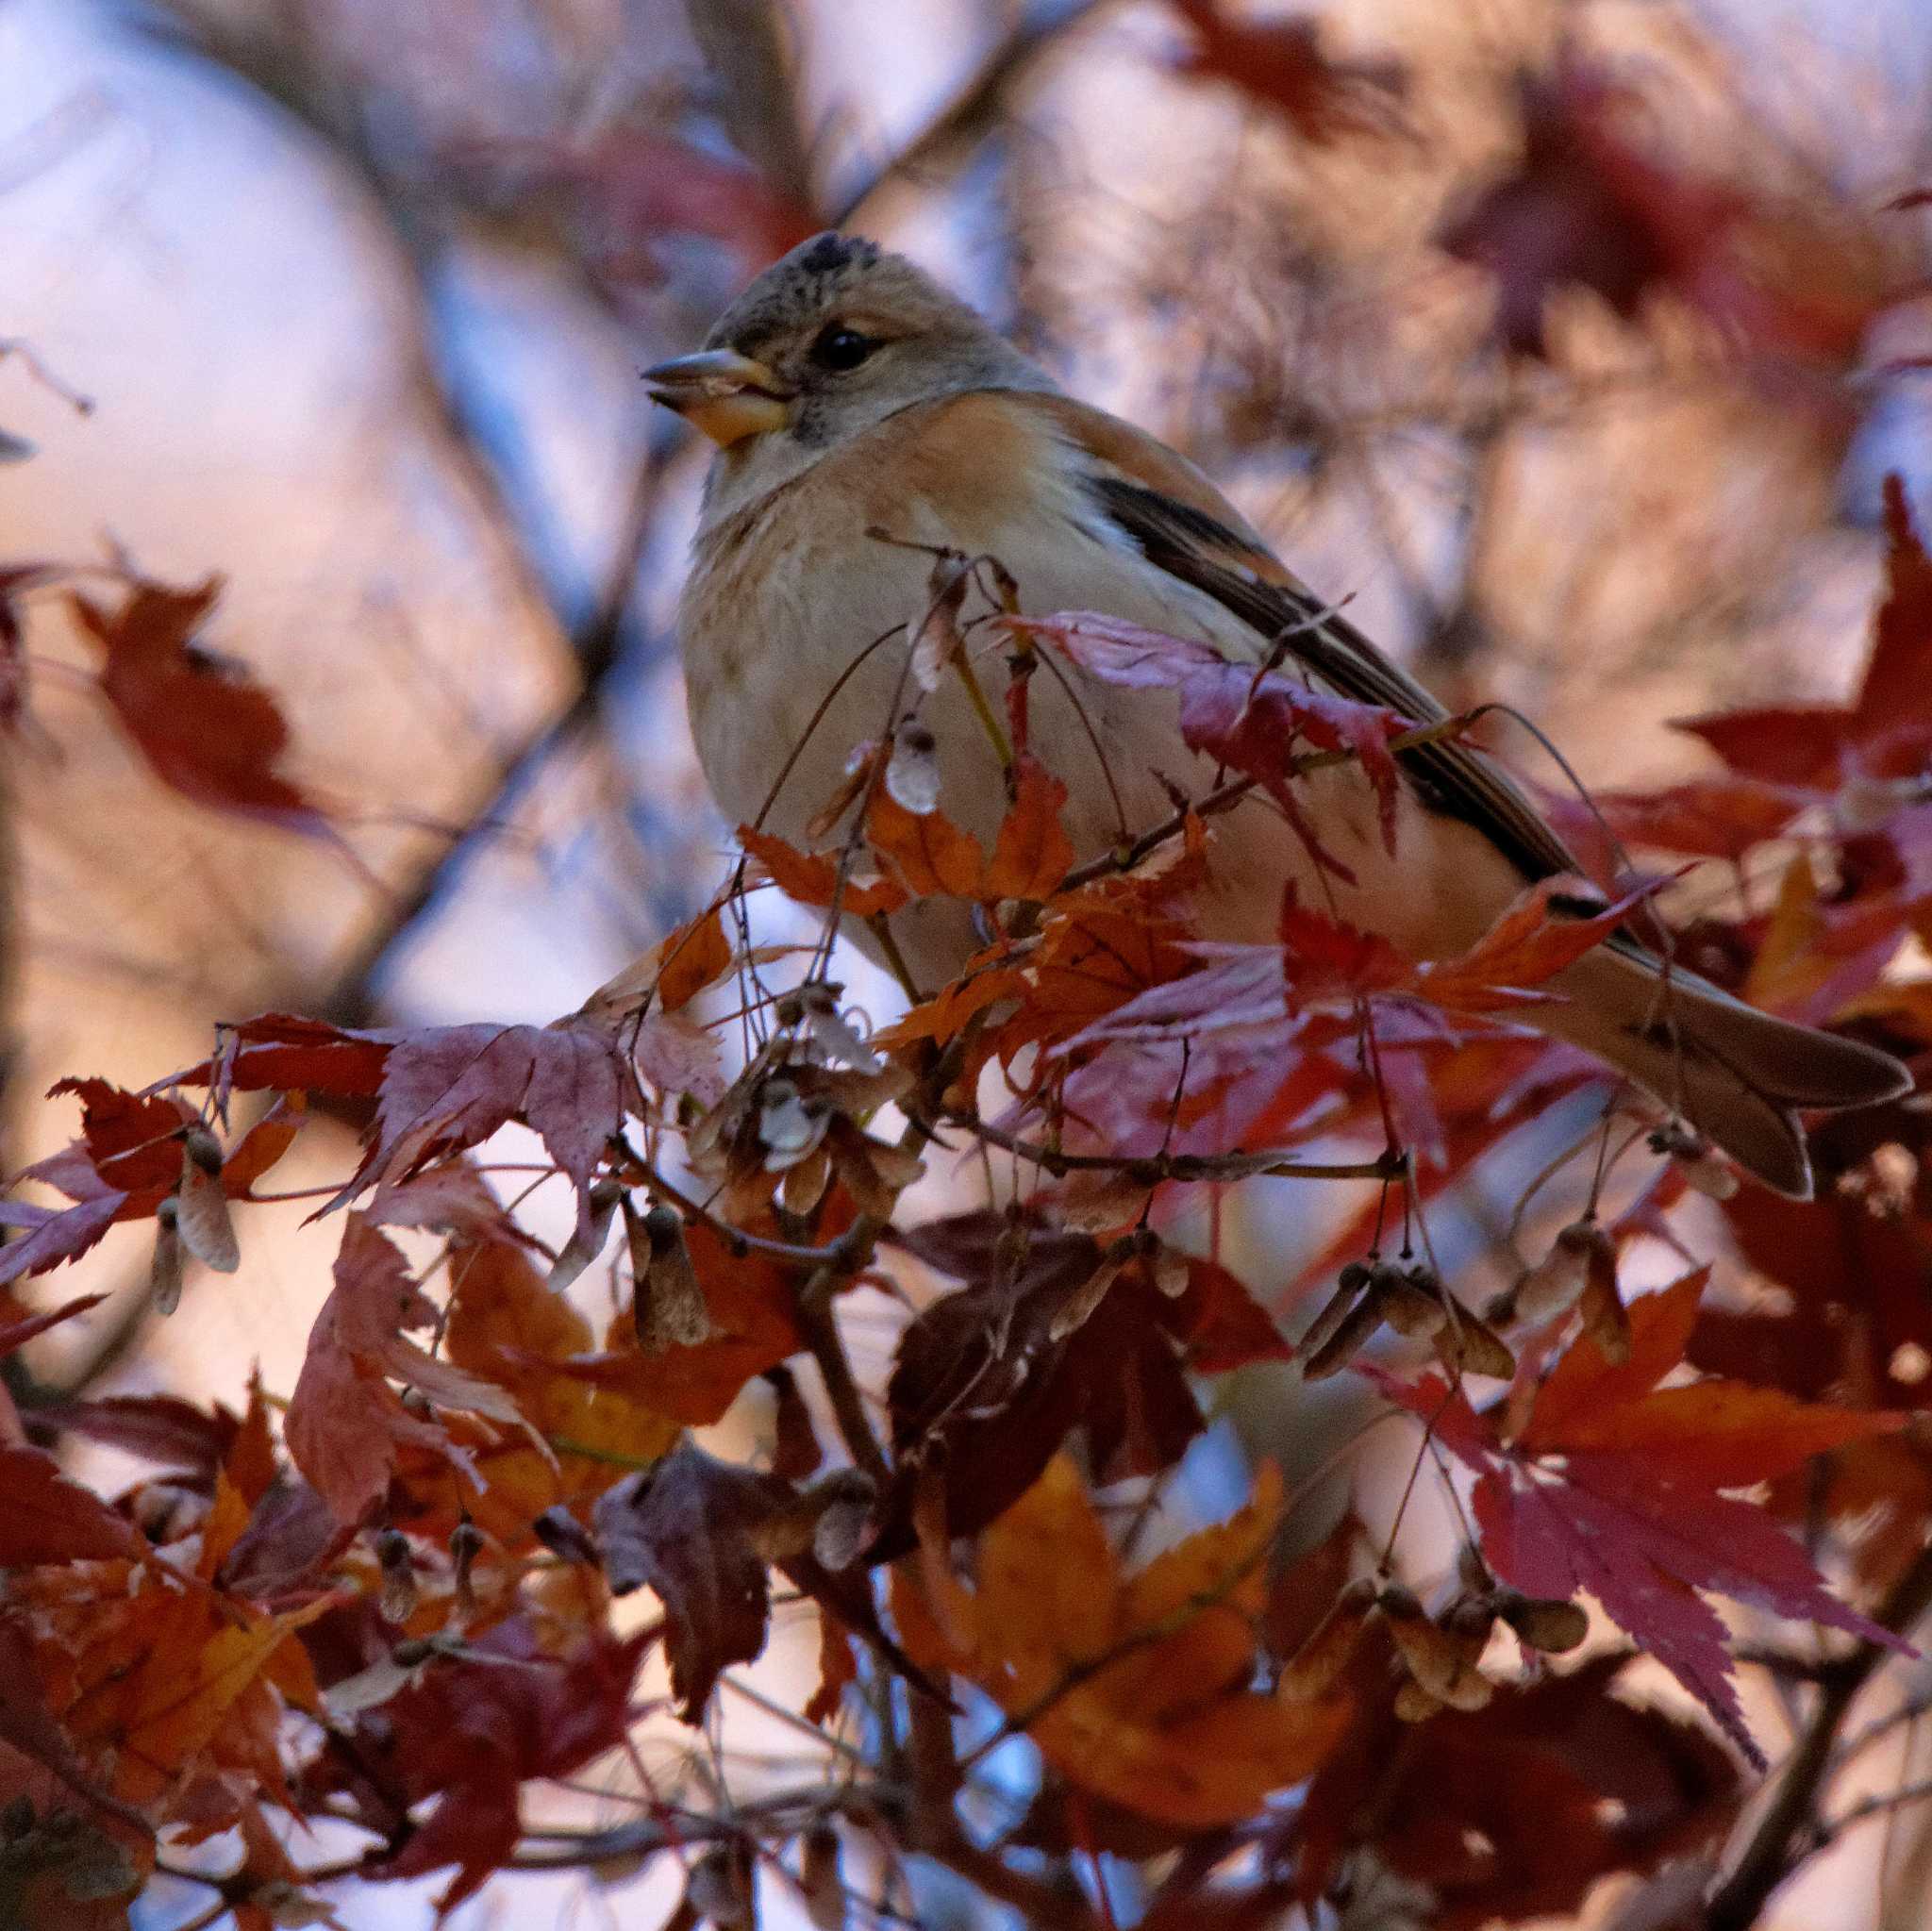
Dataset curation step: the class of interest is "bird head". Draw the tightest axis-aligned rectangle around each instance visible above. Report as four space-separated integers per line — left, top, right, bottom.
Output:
643 232 1051 510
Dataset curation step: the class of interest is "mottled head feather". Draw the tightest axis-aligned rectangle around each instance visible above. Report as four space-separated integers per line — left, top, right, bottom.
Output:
704 232 935 359
792 232 879 276
691 232 1058 517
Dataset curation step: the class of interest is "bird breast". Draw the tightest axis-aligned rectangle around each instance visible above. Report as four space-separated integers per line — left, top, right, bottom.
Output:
677 408 1524 993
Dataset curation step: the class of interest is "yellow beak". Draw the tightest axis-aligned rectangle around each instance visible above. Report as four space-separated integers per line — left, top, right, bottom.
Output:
641 348 791 446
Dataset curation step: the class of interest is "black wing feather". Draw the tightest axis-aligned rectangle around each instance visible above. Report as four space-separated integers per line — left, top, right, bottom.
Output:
1087 474 1589 891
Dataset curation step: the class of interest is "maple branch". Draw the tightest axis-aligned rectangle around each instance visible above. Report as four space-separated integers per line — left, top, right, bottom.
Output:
1706 1539 1932 1931
322 429 680 1028
633 1157 857 1269
508 1782 856 1868
918 1824 1099 1930
935 1110 1407 1188
628 1140 893 1475
1834 1686 1932 1770
828 0 1116 226
1813 1775 1932 1848
790 1040 979 1484
792 1259 890 1486
506 1779 1105 1931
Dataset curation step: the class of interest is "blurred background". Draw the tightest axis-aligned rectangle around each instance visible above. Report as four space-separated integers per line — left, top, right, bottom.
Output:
4 0 1932 1923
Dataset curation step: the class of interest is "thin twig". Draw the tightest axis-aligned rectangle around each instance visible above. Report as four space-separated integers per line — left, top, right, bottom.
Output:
1050 713 1473 897
928 1108 1407 1187
829 0 1117 227
792 1259 890 1485
1814 1776 1932 1850
1706 1541 1932 1931
323 422 685 1026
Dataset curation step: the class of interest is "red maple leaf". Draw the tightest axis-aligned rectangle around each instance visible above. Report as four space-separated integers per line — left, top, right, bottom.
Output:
1077 876 1647 1054
0 1082 297 1288
67 577 335 835
1440 57 1902 370
284 1216 541 1525
178 1011 630 1233
1677 477 1932 790
1693 1179 1932 1414
1170 1 1407 143
1010 611 1417 866
314 1614 653 1912
1291 1653 1740 1928
886 1209 1291 1541
1540 775 1805 875
1378 1273 1907 1763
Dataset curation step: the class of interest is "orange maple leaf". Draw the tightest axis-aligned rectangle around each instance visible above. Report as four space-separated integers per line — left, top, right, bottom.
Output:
894 1456 1349 1826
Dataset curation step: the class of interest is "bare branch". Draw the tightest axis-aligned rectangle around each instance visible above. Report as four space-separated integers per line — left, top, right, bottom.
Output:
1706 1541 1932 1931
830 0 1117 226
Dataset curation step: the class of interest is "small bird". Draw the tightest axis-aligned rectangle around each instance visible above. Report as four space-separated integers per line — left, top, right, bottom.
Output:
646 232 1908 1197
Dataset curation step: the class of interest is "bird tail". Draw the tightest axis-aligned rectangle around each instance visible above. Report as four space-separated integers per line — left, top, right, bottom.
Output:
1537 941 1912 1198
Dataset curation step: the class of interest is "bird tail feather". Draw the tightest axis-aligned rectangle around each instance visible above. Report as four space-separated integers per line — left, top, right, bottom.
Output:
1537 942 1911 1198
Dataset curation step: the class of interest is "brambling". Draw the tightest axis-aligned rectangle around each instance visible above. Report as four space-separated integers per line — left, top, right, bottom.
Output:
646 232 1908 1196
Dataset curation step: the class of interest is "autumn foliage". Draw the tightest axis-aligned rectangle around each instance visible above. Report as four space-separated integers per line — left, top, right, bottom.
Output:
1 470 1930 1930
8 2 1932 1923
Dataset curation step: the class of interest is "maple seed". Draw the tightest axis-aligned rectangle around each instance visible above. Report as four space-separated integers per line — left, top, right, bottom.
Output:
629 1201 713 1352
175 1131 241 1273
758 1078 831 1169
801 740 880 841
1438 1591 1498 1644
1302 1285 1386 1379
1152 1241 1191 1298
1392 1678 1445 1723
1649 1122 1740 1199
885 717 942 814
150 1200 187 1316
1298 1261 1373 1366
791 980 884 1074
686 1841 757 1929
1497 1591 1591 1654
909 551 973 692
547 1178 623 1292
749 1469 876 1568
1378 1583 1492 1711
180 1123 224 1175
808 1471 878 1571
781 1144 834 1217
375 1526 417 1623
1278 1576 1375 1700
802 1824 846 1931
450 1518 486 1616
1049 1239 1135 1340
1432 1302 1515 1379
1513 1218 1604 1323
532 1505 599 1566
1374 1260 1447 1338
1547 1220 1629 1361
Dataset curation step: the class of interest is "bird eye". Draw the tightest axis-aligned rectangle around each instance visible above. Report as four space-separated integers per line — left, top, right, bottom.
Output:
810 325 876 372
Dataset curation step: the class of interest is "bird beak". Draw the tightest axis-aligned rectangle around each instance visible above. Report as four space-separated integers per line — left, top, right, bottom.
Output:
641 349 791 446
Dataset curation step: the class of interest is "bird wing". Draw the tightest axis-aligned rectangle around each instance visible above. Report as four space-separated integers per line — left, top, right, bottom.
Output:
1024 391 1590 891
